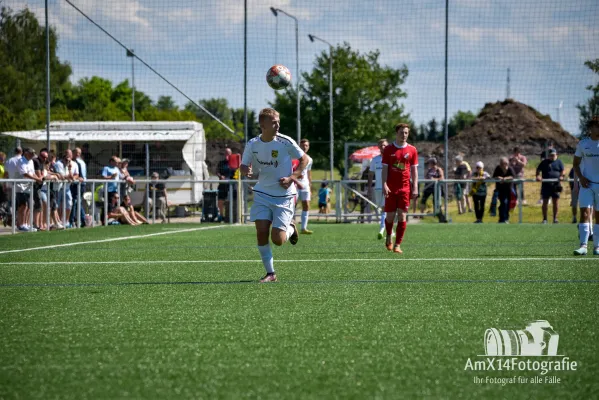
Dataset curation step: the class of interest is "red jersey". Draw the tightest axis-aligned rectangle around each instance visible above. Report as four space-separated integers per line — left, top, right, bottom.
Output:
382 142 418 192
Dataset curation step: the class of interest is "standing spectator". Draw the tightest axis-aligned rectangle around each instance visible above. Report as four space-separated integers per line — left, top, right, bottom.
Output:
453 155 470 214
0 152 6 208
32 149 49 230
217 148 233 222
419 157 444 218
458 152 474 213
47 152 65 229
4 147 23 208
317 182 331 221
118 158 136 198
569 168 578 224
492 157 515 223
70 147 87 227
470 161 491 223
16 148 42 231
509 147 528 204
101 156 120 201
537 142 555 205
54 149 79 227
536 148 565 224
148 172 169 223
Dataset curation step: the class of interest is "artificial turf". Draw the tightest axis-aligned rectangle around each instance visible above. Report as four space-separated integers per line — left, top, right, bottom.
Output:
1 223 598 399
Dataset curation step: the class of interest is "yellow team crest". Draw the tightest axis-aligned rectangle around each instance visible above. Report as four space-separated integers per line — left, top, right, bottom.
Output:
271 150 279 158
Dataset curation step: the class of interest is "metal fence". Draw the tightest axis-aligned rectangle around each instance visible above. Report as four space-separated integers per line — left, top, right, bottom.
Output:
2 177 579 235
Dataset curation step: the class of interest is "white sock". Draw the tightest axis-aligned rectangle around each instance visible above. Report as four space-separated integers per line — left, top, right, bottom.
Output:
286 224 295 241
579 223 590 247
594 225 599 250
257 244 274 274
379 212 386 232
301 211 309 231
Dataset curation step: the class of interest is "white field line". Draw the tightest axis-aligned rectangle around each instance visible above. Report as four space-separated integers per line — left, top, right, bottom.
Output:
0 225 233 255
0 257 597 265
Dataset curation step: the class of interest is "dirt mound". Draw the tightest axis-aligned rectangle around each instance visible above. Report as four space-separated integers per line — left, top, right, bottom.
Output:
434 99 578 160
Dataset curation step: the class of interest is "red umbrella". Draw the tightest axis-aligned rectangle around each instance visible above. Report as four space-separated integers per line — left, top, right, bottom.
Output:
349 145 380 162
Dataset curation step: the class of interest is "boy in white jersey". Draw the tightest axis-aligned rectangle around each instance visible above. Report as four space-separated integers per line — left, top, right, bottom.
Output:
241 108 308 282
573 117 599 256
367 139 389 239
296 139 314 234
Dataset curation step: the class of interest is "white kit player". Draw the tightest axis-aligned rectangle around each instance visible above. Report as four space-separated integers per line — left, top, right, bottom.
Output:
296 139 313 234
240 108 308 282
367 139 390 239
573 116 599 256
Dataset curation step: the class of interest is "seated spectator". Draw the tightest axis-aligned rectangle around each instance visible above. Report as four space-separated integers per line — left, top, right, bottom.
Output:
121 195 149 224
103 193 140 225
470 161 491 223
536 148 565 224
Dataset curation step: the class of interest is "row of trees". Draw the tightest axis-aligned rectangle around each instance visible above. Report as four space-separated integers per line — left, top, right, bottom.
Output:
4 6 595 173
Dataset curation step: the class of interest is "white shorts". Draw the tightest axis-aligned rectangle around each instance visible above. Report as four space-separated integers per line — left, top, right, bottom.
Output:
298 190 311 202
250 192 296 230
578 183 599 211
374 189 384 208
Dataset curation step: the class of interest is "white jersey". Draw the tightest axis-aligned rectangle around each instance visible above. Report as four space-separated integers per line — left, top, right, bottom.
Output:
297 155 313 192
242 133 304 197
575 138 599 183
5 155 21 179
369 154 384 190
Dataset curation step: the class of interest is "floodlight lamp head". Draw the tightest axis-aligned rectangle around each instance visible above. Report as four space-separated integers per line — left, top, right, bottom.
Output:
270 7 278 16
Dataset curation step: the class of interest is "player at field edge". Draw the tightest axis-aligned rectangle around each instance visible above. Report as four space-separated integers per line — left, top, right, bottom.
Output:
367 138 390 239
572 116 599 256
240 108 308 282
381 123 419 254
296 139 314 234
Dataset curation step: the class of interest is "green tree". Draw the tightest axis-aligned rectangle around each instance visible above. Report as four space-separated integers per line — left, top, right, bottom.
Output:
577 58 599 137
0 6 71 129
271 43 409 174
427 118 440 142
156 96 177 111
448 110 476 138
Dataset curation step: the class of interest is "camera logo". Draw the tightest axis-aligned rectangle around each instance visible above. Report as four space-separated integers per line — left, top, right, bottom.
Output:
484 320 559 356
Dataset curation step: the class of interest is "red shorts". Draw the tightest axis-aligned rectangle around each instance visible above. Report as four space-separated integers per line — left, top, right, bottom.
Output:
384 190 410 212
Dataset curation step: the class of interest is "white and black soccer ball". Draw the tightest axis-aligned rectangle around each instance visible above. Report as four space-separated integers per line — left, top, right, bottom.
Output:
266 64 292 90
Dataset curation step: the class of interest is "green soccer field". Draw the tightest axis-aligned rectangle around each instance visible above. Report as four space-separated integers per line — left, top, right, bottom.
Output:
1 223 598 399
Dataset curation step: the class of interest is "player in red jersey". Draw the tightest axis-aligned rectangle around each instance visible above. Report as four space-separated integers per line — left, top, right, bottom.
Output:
381 123 419 253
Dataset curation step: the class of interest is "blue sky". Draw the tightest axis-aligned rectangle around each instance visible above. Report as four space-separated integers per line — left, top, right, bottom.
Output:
7 0 599 136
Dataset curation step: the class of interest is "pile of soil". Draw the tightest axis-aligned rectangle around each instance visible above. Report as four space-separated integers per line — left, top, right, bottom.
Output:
431 99 579 164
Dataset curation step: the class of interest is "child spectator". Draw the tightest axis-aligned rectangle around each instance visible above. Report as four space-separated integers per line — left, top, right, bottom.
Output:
318 182 331 221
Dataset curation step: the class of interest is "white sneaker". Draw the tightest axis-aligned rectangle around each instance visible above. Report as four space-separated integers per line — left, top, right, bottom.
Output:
573 247 588 256
55 223 65 230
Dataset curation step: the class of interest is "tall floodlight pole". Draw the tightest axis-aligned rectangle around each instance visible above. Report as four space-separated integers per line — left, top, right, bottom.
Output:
45 0 51 151
443 0 449 219
308 34 334 180
126 49 135 121
270 7 301 143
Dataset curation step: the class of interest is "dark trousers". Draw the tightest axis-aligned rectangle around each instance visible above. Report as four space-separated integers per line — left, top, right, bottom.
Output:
473 195 486 221
70 184 86 227
498 193 510 222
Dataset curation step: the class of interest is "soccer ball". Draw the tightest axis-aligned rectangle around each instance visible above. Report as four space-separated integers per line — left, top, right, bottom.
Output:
266 64 292 90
